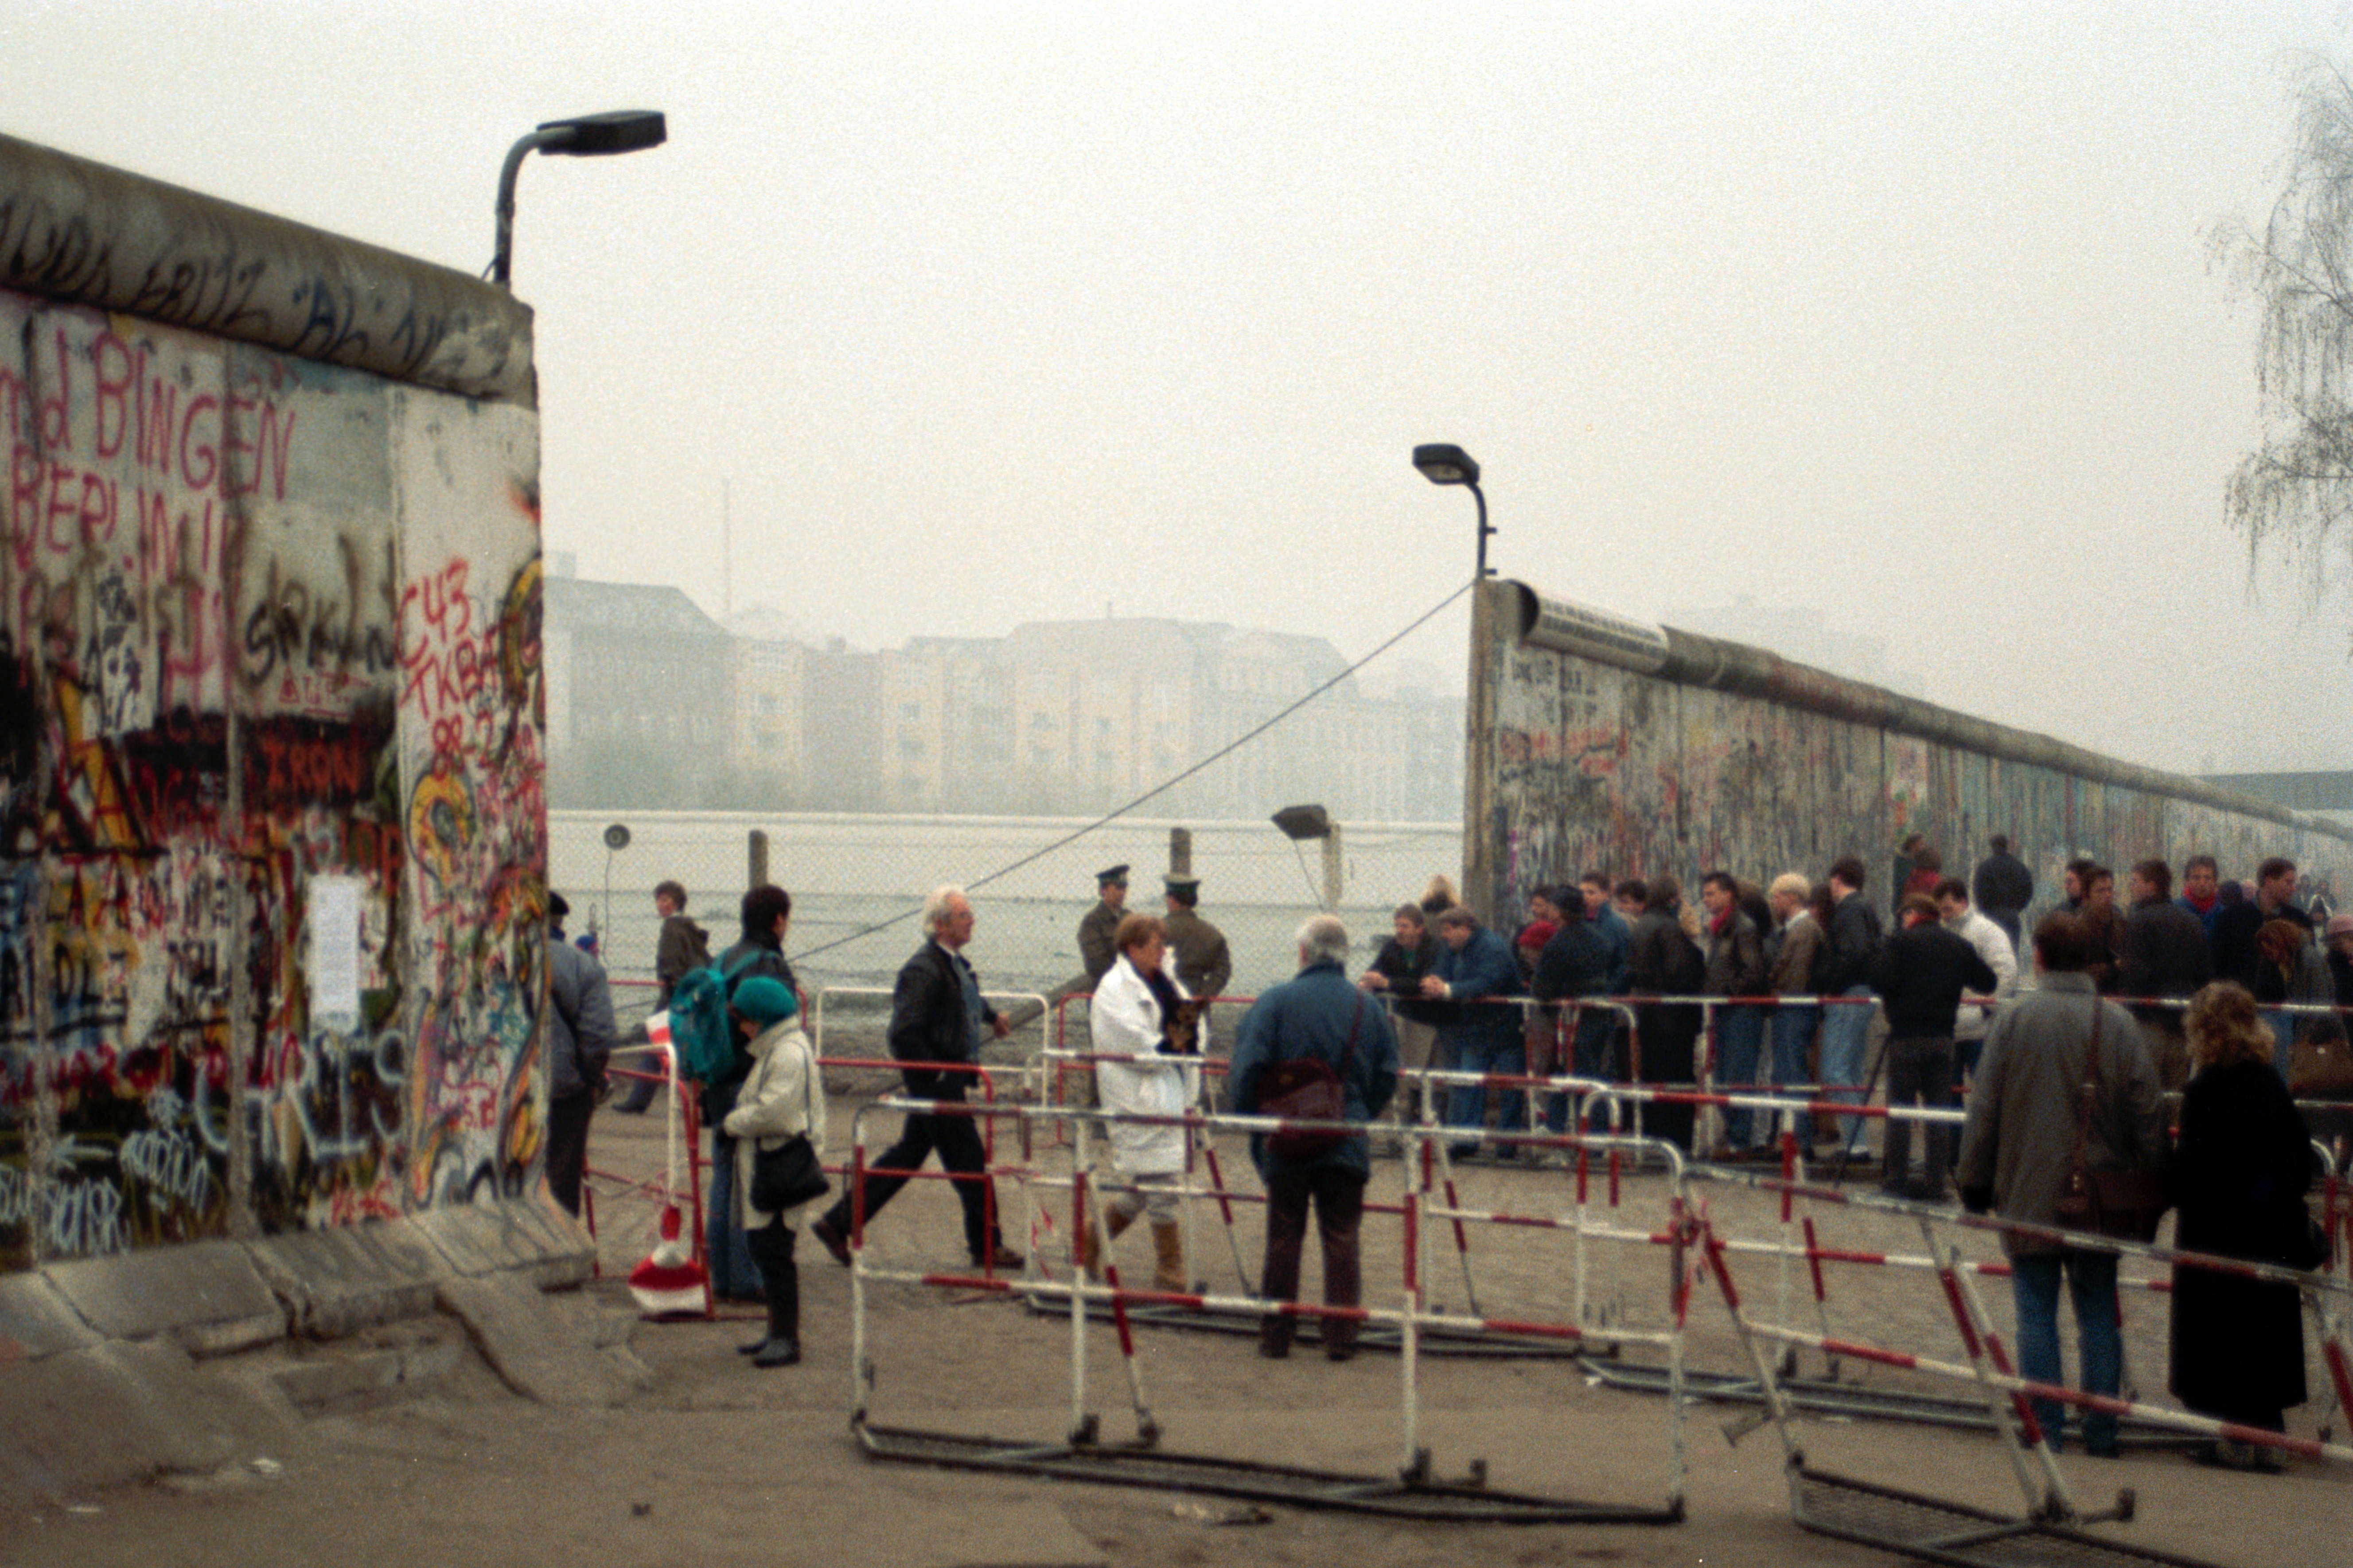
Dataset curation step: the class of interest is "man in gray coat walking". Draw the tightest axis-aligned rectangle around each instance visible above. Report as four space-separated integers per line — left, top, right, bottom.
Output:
1956 912 2164 1456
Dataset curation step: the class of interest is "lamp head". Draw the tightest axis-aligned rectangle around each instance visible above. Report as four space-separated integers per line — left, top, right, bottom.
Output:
538 110 668 156
1412 443 1480 486
1271 804 1332 842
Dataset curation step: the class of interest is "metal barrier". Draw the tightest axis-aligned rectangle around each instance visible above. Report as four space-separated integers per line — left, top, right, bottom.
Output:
784 1025 2353 1551
1687 1168 2353 1568
581 1031 716 1319
842 1094 1694 1524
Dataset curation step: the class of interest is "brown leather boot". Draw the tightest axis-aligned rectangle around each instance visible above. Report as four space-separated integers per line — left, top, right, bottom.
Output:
1082 1206 1136 1281
1151 1222 1186 1293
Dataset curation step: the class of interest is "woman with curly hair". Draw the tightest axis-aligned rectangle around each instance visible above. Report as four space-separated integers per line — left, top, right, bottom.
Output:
2167 981 2314 1471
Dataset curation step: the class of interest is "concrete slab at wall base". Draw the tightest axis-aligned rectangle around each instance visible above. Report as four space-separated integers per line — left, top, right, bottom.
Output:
409 1198 597 1288
0 1338 292 1506
436 1274 647 1408
5 1200 596 1366
244 1227 442 1339
0 1274 102 1362
41 1242 285 1357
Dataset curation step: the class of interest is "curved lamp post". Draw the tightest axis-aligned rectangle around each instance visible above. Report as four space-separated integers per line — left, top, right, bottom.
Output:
491 110 668 288
1411 443 1491 579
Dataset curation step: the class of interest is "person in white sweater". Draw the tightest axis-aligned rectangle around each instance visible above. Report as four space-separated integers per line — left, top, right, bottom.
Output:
722 977 828 1367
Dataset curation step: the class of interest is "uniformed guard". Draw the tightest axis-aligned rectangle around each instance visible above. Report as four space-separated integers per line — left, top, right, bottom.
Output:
1078 864 1130 987
1163 874 1234 1095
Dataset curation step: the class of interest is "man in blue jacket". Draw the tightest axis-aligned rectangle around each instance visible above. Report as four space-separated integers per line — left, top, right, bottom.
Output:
1230 915 1399 1360
1422 905 1526 1159
1819 858 1885 1156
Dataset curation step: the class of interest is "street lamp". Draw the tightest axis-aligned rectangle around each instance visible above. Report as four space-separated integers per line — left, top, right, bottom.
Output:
1272 804 1343 912
491 110 668 288
1412 443 1492 578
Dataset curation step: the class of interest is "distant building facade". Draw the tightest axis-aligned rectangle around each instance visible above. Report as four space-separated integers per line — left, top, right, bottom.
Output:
542 576 735 805
543 569 1464 819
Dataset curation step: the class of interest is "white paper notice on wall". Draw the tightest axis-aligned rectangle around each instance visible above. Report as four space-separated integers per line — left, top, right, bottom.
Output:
309 876 365 1034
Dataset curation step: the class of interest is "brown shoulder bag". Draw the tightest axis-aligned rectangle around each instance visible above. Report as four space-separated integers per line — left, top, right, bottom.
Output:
2052 1000 2167 1243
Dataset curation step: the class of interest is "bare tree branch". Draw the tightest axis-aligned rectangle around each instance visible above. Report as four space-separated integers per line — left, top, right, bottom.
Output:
2220 55 2353 641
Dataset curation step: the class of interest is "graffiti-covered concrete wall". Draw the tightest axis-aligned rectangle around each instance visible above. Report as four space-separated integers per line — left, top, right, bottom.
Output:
1464 579 2353 924
0 134 545 1268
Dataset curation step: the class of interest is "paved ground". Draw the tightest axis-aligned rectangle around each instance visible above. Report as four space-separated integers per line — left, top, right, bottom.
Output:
8 1083 2347 1568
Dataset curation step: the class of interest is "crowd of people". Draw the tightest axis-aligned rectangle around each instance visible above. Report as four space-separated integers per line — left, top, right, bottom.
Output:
1360 840 2341 1467
1395 845 2348 1175
552 844 2341 1470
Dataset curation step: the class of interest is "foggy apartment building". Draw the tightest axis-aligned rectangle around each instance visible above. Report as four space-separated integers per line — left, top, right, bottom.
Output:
544 571 1465 818
867 618 1465 821
542 571 736 808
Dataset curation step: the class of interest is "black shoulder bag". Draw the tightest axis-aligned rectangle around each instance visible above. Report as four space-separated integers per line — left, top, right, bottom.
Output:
1259 998 1363 1163
750 1043 831 1213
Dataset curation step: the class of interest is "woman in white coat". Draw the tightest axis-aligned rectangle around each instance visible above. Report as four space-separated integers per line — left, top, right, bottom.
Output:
1087 914 1199 1292
721 976 828 1367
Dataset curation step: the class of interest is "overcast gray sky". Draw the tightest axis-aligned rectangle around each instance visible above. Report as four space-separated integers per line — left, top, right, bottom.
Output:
8 1 2352 775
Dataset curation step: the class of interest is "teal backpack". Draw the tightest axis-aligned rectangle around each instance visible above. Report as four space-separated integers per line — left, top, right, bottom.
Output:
667 950 763 1086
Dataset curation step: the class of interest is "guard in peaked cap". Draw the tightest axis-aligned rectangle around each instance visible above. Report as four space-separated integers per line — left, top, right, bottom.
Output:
1080 865 1132 986
1161 876 1231 1023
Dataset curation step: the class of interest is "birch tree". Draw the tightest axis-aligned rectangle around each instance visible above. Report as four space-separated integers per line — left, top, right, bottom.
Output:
2220 59 2353 619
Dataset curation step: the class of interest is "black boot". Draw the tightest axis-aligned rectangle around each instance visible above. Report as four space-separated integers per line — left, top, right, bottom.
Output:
749 1236 801 1368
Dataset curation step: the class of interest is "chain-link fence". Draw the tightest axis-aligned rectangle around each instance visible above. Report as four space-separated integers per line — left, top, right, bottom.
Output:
550 809 1461 1000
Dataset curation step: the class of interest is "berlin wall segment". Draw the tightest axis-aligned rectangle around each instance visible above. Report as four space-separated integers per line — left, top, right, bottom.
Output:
1465 577 2351 926
1 257 547 1276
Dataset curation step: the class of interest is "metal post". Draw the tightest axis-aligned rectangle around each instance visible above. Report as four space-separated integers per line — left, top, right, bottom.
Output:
1321 825 1343 912
1399 1179 1424 1478
1169 827 1191 878
748 829 769 890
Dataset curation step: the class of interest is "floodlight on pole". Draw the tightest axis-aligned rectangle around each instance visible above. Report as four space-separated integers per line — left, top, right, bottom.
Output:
491 110 668 288
1412 442 1492 579
1272 804 1343 912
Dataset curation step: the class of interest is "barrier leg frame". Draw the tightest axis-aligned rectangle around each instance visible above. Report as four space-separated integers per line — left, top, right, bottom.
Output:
850 1415 1681 1524
1696 1204 2244 1568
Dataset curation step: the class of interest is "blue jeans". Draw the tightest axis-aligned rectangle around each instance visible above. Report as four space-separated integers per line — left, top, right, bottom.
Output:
1819 986 1876 1152
706 1132 762 1300
2266 1009 2297 1076
1714 1004 1766 1147
2010 1250 2121 1453
1769 1002 1817 1145
1447 1033 1527 1146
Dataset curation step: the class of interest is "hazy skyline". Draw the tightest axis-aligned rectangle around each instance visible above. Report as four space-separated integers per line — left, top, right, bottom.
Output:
9 1 2353 778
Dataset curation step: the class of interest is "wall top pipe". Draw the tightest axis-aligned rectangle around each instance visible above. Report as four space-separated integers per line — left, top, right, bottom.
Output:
1504 579 2351 844
0 132 535 406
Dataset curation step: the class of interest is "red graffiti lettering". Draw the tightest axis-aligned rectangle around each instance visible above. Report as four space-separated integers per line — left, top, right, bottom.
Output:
39 327 72 452
249 726 375 806
223 390 296 501
137 364 177 475
92 331 133 459
179 393 219 492
8 443 37 558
